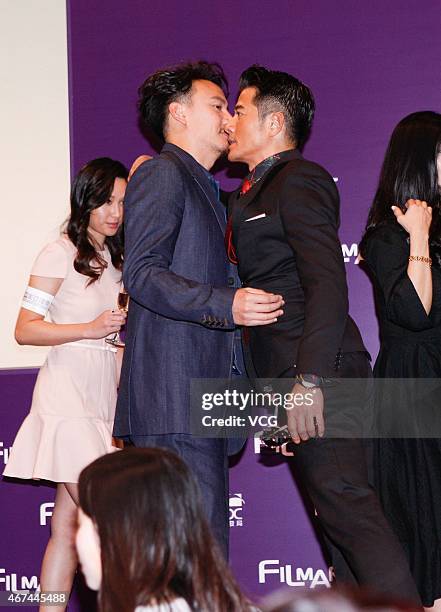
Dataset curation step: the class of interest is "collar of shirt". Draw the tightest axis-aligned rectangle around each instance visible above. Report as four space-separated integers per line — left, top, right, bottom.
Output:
202 167 221 200
243 148 295 192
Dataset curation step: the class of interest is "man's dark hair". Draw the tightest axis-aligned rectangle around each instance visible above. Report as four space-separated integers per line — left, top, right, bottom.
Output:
138 60 229 141
239 65 315 149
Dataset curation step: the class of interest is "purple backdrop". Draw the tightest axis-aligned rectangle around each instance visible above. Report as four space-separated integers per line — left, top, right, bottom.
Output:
2 0 441 608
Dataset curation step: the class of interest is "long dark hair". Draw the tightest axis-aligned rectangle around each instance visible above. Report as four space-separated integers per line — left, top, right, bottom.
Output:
78 448 249 612
360 111 441 256
67 158 128 284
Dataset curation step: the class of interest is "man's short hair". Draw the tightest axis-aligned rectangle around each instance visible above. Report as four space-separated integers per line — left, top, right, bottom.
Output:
138 60 229 141
238 65 315 149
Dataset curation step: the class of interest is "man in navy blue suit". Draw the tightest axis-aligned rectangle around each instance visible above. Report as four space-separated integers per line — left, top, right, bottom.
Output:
114 61 283 555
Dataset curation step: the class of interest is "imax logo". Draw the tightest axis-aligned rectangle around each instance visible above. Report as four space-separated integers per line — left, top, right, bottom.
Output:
258 560 332 588
0 441 12 465
341 243 360 264
229 493 245 527
40 503 54 526
253 432 294 457
0 568 39 591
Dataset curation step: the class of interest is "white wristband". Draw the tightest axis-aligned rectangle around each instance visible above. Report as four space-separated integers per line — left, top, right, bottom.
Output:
22 286 55 316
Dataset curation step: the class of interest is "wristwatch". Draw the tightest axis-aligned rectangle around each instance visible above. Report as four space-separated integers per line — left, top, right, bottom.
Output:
296 373 323 389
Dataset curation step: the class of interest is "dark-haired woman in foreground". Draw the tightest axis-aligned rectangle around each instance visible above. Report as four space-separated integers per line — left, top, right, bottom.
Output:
3 158 128 611
360 111 441 610
76 447 251 612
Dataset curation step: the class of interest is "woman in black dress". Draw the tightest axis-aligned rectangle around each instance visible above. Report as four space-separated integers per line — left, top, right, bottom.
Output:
360 111 441 610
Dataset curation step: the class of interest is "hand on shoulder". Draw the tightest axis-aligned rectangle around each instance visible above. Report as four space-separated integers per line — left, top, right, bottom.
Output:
128 155 153 180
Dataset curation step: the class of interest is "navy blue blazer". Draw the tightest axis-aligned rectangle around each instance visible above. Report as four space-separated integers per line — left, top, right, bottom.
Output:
114 144 238 436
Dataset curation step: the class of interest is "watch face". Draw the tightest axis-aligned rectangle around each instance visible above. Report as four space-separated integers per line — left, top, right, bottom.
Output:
300 374 321 387
301 379 316 388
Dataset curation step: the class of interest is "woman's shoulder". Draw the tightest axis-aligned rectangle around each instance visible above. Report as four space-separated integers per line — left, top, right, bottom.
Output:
31 235 76 278
362 222 408 252
37 235 76 258
360 222 410 273
56 234 77 252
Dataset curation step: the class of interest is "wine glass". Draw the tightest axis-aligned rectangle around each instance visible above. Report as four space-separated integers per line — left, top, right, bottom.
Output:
105 287 129 347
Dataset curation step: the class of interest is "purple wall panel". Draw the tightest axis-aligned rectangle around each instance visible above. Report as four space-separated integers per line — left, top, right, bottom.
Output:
67 0 441 360
2 0 441 608
1 371 54 602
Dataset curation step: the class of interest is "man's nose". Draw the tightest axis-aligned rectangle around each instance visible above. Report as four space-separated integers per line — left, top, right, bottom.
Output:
224 116 235 134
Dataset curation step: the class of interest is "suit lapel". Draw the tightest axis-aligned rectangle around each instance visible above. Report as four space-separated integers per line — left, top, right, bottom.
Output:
229 166 276 226
192 175 226 233
237 149 303 214
161 144 226 234
230 150 303 252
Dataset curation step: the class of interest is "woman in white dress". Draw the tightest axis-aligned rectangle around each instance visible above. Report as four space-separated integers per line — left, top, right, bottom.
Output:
76 447 251 612
4 158 128 610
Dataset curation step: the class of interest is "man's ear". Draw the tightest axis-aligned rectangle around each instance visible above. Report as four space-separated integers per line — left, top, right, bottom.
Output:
268 111 285 137
168 101 187 127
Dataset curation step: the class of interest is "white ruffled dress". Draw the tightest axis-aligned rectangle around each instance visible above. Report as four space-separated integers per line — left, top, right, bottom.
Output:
4 236 120 483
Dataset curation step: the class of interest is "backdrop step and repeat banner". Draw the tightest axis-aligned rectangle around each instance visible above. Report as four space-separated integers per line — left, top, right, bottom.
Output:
2 0 441 609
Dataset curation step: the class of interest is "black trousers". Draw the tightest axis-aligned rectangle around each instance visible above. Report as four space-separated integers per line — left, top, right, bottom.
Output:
291 353 422 606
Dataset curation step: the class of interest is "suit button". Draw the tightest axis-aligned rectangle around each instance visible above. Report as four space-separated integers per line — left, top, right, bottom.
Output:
227 276 235 287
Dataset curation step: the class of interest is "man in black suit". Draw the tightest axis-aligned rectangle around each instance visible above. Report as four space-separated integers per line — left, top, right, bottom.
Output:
225 65 421 603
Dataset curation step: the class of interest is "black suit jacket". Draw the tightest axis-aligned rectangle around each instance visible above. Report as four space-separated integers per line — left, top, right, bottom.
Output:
229 149 365 380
